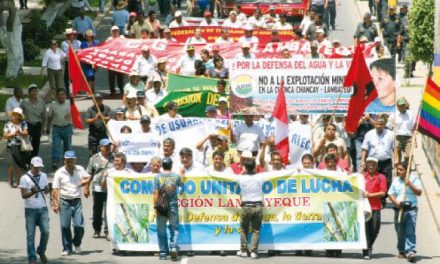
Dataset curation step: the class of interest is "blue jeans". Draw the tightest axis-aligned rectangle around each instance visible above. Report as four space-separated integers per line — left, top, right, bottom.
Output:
52 124 73 165
394 208 417 254
156 203 179 257
99 0 105 12
59 198 84 252
25 207 50 262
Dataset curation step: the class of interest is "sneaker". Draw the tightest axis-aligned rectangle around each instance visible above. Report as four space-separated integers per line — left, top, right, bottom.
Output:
61 250 70 256
237 250 247 258
159 255 167 260
170 249 178 261
407 252 416 263
93 232 100 238
74 246 82 254
251 252 258 259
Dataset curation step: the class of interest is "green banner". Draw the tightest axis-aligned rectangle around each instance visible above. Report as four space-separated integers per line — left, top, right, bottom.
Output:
167 73 224 92
155 91 227 117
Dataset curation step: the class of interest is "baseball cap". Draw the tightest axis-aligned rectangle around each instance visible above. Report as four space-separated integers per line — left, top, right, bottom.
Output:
126 91 137 99
218 96 228 103
205 105 217 112
397 97 408 106
30 157 44 168
64 150 76 159
241 150 253 159
166 101 178 109
163 28 171 33
229 11 237 15
136 90 146 97
175 11 182 17
111 25 119 31
85 29 94 37
95 93 104 99
141 45 150 51
366 157 378 163
363 12 371 18
316 28 325 34
187 44 195 50
99 138 112 146
140 115 151 123
115 107 125 113
129 70 140 77
241 42 251 48
244 25 253 31
332 39 340 44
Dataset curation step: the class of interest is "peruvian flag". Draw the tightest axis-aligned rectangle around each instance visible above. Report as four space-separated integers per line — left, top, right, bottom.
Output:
272 79 289 164
68 45 91 97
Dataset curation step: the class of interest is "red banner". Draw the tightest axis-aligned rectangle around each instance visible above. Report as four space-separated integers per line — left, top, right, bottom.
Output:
77 38 375 74
170 26 294 43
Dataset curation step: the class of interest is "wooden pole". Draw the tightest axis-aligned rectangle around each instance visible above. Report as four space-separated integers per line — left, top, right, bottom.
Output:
397 86 426 223
68 43 116 143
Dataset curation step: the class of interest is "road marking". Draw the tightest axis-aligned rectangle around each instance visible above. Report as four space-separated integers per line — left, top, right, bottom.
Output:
181 256 188 264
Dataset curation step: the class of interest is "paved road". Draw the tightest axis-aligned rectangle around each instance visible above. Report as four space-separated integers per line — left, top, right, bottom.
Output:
1 1 440 263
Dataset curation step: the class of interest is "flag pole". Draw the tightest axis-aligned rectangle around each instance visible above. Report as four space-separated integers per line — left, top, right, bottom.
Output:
68 43 116 143
397 83 427 223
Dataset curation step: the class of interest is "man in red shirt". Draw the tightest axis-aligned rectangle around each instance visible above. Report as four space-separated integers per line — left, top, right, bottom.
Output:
363 156 387 260
317 143 351 172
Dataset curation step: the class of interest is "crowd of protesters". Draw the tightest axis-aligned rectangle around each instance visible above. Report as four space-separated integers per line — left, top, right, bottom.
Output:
2 1 422 263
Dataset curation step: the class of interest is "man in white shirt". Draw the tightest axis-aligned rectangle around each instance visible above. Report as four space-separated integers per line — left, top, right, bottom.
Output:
223 11 243 28
159 101 183 120
19 157 50 264
52 151 91 256
300 10 315 37
247 9 266 29
169 11 189 28
235 42 256 59
394 97 415 164
146 76 167 105
274 13 293 30
206 151 234 176
176 45 200 76
132 45 157 83
238 26 259 45
361 117 394 191
215 28 234 44
5 87 23 117
237 158 265 259
316 28 331 48
179 147 205 176
199 10 219 26
232 115 265 157
265 5 279 29
185 28 207 44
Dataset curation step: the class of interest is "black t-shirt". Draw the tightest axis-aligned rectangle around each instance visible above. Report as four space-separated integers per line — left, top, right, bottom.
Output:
87 104 112 136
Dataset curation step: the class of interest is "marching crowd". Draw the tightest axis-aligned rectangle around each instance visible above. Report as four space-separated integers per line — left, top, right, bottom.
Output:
2 1 422 263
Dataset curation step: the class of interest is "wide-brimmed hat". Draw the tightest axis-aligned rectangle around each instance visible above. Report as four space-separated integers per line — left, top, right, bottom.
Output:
64 28 74 35
12 107 24 118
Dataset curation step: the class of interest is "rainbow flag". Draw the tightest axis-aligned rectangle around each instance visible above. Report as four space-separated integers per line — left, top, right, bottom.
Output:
418 79 440 142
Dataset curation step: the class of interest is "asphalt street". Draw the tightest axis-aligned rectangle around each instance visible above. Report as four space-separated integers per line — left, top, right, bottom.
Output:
0 1 439 263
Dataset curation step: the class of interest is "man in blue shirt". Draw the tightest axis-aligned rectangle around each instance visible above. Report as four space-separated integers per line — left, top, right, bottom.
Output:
388 162 422 263
72 10 96 41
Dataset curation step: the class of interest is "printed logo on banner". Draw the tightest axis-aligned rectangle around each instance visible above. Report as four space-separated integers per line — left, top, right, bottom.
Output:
231 74 254 98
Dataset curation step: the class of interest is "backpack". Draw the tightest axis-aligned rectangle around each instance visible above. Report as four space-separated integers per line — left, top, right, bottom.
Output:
155 177 170 217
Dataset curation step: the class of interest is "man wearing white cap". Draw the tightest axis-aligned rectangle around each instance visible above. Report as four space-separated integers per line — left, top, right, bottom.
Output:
223 11 243 28
176 45 201 76
238 25 260 45
265 5 279 29
123 71 145 105
235 42 255 59
19 156 50 264
169 11 189 28
52 151 91 256
146 75 167 105
132 45 157 83
247 9 267 29
316 28 331 48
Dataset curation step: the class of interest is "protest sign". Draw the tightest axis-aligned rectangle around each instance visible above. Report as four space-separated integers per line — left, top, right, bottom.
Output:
107 169 367 251
116 134 160 163
229 58 396 114
76 39 376 75
167 73 221 92
155 90 225 116
170 26 294 43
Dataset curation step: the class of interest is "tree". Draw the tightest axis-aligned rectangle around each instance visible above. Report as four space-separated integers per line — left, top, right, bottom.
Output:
409 0 434 66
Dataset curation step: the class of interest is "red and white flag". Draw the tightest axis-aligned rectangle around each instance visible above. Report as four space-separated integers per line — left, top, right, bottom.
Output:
272 80 289 164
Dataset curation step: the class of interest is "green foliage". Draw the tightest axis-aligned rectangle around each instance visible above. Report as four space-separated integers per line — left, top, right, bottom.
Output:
23 40 41 61
0 75 48 89
22 10 55 48
51 16 68 34
0 55 6 75
408 0 434 64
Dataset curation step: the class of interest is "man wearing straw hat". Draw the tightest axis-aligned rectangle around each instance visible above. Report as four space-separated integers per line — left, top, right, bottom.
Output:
61 28 82 97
